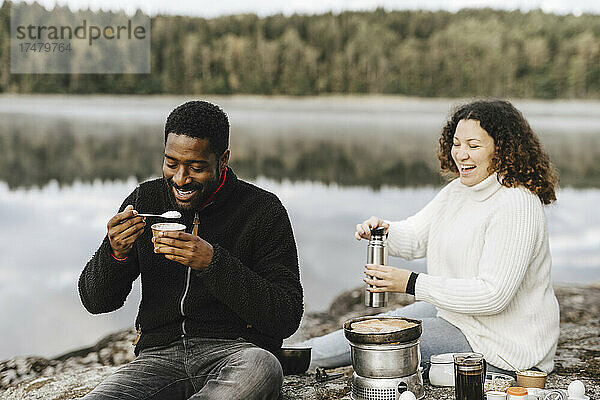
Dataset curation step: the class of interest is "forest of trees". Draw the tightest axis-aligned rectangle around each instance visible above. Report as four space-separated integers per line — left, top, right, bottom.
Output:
1 2 599 98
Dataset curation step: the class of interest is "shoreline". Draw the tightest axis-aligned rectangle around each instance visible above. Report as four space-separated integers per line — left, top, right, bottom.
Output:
2 283 599 399
0 280 599 361
3 92 600 105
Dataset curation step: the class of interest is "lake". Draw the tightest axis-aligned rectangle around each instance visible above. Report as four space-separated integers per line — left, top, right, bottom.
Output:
0 95 598 360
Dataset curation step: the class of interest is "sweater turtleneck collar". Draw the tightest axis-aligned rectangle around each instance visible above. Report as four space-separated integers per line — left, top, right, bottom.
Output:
458 172 503 202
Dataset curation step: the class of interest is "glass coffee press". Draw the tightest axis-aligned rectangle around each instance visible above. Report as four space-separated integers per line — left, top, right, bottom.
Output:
454 352 486 400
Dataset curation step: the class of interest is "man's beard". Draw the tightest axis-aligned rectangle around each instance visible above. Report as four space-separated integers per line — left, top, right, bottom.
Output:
164 172 221 212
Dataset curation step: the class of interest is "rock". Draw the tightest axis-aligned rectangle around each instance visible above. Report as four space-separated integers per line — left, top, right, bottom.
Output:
0 329 137 394
1 284 599 399
1 367 117 400
280 367 352 400
285 289 415 343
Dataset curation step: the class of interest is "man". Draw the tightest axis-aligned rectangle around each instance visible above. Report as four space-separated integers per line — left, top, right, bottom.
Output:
79 100 303 399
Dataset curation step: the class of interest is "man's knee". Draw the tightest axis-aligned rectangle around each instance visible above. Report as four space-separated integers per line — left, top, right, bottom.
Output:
238 347 283 398
246 348 283 382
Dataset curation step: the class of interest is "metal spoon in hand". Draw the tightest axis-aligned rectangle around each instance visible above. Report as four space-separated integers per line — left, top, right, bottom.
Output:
137 211 182 219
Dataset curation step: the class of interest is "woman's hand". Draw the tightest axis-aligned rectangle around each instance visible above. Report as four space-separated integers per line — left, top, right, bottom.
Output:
364 264 412 293
355 216 390 241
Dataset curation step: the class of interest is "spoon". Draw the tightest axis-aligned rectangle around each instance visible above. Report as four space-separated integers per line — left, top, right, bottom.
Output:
497 354 523 374
137 211 182 219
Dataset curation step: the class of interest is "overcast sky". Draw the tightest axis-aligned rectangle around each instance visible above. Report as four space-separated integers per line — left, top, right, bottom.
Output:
5 0 600 17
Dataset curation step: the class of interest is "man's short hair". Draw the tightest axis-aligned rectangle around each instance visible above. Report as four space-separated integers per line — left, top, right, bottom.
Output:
164 101 230 155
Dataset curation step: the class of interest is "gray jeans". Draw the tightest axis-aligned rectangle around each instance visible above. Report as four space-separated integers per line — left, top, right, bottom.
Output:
299 302 512 375
83 337 283 400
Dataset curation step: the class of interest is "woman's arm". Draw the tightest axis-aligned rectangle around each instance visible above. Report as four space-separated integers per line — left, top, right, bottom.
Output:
414 190 543 315
386 180 456 260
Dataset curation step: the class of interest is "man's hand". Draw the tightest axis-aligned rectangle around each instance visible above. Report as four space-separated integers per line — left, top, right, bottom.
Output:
108 205 146 259
363 264 412 293
153 231 214 270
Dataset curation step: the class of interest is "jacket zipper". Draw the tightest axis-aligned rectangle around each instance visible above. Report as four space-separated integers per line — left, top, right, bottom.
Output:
180 267 191 336
180 212 201 337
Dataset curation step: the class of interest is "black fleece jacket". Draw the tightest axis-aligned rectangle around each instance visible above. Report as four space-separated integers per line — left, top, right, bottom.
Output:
79 168 303 355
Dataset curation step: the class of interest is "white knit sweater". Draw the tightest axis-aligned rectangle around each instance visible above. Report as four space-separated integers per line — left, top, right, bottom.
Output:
387 173 560 372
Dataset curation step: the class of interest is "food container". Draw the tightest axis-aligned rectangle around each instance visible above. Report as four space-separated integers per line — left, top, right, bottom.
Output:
485 372 516 392
487 391 507 400
516 370 547 389
429 353 455 386
151 222 186 238
524 388 544 399
506 386 528 399
276 347 311 375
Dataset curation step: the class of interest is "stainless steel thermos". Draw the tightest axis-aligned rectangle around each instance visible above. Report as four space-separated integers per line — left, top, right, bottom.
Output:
365 227 388 307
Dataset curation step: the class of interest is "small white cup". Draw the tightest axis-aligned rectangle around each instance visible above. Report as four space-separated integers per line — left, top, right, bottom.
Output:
487 391 507 400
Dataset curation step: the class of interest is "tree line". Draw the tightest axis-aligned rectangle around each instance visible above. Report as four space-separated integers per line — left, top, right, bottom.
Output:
1 2 599 98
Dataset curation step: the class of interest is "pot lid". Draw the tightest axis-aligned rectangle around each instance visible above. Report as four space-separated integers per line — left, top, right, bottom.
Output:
343 316 422 344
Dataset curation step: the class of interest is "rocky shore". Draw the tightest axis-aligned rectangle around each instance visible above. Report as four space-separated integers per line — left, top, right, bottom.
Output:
2 283 599 399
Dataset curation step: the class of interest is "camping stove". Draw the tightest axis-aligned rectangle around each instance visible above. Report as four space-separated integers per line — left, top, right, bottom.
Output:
351 371 424 400
344 317 425 400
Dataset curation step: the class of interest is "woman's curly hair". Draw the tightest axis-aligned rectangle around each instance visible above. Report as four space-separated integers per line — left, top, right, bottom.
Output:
438 99 558 204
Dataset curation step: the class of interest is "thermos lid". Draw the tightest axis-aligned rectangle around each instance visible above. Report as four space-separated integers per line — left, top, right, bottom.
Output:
371 227 386 236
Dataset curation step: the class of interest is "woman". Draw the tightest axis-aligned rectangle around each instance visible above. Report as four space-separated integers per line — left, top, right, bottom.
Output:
302 99 560 375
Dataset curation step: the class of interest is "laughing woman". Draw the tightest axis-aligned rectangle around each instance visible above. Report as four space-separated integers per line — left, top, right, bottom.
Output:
301 99 560 375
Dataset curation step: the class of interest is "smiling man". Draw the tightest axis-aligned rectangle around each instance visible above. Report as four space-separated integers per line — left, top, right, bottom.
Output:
79 101 303 400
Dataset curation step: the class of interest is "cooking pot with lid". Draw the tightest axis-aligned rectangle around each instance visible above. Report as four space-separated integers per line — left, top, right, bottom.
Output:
344 316 423 379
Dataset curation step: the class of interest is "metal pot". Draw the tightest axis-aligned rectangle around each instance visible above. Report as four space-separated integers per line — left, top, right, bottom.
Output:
350 340 421 378
344 316 423 379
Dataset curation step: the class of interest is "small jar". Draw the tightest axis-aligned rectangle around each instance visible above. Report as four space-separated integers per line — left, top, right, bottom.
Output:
507 387 528 400
429 353 455 387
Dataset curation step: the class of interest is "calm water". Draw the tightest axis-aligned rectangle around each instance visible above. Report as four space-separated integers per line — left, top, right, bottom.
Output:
0 95 599 360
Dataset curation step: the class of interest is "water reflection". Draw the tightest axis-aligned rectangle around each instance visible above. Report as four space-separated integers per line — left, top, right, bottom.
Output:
1 95 599 189
0 128 163 188
0 128 445 189
3 124 600 189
